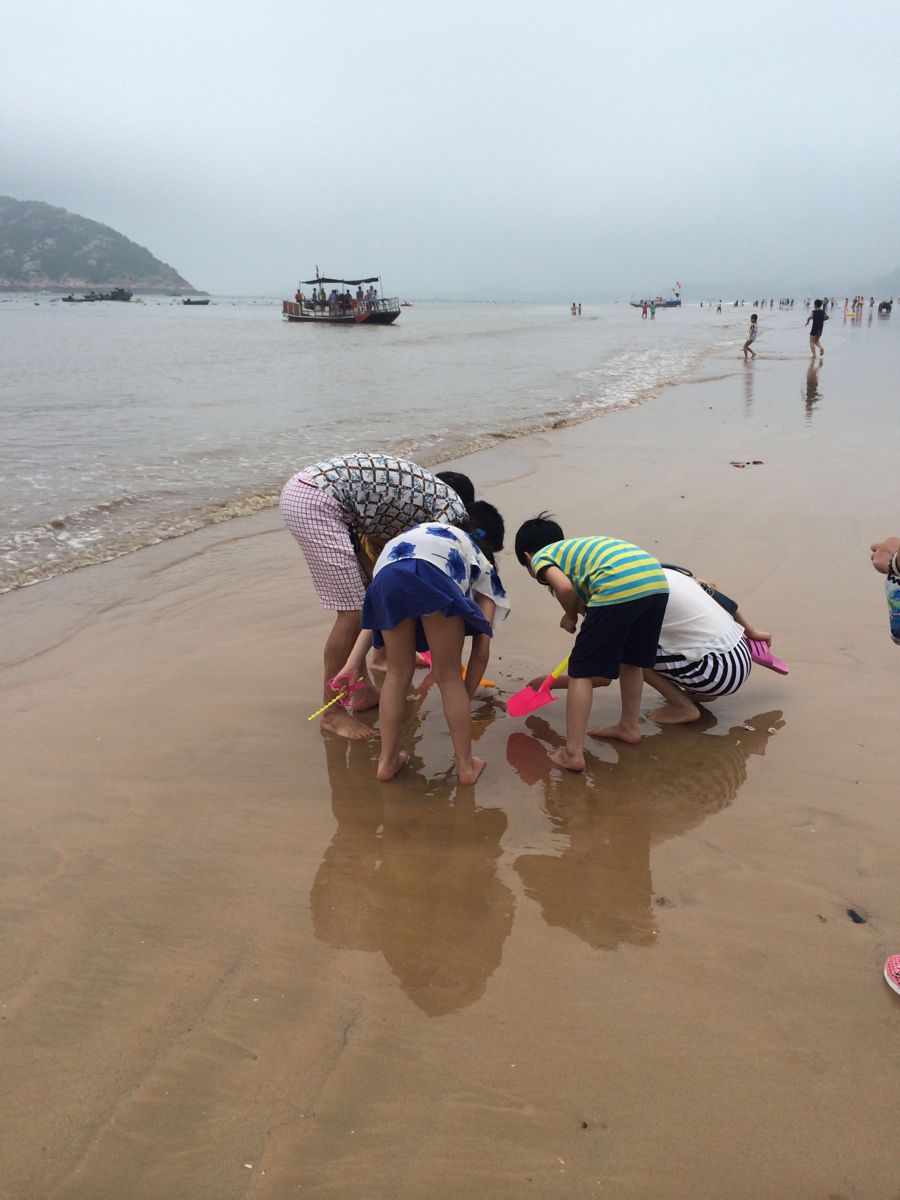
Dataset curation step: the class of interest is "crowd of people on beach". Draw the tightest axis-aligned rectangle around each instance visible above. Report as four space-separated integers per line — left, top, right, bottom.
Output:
280 452 784 785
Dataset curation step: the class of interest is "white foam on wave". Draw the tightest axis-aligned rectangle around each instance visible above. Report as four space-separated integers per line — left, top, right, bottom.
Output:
1 303 731 592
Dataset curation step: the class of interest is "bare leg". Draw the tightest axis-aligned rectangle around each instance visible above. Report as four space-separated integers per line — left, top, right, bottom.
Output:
371 645 430 671
370 646 388 670
422 613 485 784
321 611 378 739
376 620 415 780
550 675 593 771
588 664 643 743
642 668 701 724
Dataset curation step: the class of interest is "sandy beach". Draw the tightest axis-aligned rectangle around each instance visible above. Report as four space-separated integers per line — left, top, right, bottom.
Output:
3 315 899 1198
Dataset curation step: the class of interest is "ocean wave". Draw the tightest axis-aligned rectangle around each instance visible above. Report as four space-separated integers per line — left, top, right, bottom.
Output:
1 325 729 593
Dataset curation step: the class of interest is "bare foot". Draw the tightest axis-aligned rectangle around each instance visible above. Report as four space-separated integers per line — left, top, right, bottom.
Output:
648 701 701 725
587 722 641 744
457 756 486 785
376 749 409 781
348 681 380 712
321 709 379 740
549 745 585 772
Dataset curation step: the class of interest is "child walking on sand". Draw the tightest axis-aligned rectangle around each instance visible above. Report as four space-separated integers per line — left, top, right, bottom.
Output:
356 507 509 783
743 312 758 359
514 515 668 772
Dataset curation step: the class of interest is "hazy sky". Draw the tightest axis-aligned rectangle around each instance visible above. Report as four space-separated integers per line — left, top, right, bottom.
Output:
2 1 898 297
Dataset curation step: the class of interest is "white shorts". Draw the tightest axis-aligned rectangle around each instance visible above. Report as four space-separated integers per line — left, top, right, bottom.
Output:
280 473 367 610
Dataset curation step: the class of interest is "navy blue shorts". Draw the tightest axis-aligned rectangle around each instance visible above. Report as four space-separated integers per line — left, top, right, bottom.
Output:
568 593 668 679
362 559 492 651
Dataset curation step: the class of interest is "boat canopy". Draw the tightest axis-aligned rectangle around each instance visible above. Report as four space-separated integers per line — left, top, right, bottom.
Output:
301 276 379 286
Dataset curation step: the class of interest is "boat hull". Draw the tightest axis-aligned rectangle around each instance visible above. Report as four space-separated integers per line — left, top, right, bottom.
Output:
282 299 400 325
630 300 681 308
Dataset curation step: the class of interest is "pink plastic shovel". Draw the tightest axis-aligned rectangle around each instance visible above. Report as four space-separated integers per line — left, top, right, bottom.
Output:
506 657 570 718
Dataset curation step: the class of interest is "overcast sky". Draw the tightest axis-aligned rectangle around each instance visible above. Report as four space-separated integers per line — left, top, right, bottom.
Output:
2 1 898 297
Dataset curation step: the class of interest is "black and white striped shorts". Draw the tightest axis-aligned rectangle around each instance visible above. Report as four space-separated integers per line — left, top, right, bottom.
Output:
654 638 752 697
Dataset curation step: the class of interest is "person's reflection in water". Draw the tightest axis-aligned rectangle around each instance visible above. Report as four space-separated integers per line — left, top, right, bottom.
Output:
311 717 514 1017
743 357 755 417
804 362 822 421
508 710 784 951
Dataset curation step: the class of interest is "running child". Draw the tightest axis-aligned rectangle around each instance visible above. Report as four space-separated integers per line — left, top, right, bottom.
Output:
743 312 758 359
805 299 828 358
514 515 668 771
356 505 509 783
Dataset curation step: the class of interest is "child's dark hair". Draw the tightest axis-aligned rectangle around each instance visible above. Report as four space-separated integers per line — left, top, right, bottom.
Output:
436 471 475 506
464 500 504 563
750 313 757 320
813 298 822 308
515 512 564 565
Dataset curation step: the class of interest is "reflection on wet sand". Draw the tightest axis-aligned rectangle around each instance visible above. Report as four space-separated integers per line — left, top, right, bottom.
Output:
804 362 822 420
509 711 784 951
311 732 514 1016
743 358 755 415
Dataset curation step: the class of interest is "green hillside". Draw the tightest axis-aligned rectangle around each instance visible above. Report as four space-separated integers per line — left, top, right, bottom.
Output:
0 196 200 293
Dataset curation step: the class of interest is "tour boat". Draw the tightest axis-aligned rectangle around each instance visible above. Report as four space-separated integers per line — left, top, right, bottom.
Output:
282 273 401 325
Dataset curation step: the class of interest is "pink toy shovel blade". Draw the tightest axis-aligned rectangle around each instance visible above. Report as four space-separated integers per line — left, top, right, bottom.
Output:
507 681 558 718
506 656 569 718
745 636 790 676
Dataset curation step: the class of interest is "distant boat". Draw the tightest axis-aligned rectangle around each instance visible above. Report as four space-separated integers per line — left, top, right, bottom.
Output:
283 273 401 326
182 298 210 306
401 301 414 307
61 287 132 303
630 294 681 309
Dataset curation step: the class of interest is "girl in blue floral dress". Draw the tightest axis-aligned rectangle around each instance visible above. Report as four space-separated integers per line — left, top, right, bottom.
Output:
359 505 509 783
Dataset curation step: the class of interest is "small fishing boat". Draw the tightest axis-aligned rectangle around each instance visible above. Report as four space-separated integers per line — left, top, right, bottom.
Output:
630 282 682 309
630 295 681 309
61 287 132 303
182 298 210 305
282 272 401 325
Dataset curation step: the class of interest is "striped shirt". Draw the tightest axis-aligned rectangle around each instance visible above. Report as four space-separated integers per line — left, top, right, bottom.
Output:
530 537 668 607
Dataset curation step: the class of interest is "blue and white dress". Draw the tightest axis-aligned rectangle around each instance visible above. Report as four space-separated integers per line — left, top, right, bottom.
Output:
362 524 510 650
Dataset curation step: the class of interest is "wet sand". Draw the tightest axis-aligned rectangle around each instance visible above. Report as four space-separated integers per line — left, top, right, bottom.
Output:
2 313 899 1198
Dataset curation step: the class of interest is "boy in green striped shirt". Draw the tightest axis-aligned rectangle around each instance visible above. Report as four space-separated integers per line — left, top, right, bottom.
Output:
514 514 669 771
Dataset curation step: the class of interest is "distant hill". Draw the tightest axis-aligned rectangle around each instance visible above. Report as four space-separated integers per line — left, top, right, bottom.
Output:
0 196 200 294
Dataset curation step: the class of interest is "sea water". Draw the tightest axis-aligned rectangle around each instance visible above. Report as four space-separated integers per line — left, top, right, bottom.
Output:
1 297 739 591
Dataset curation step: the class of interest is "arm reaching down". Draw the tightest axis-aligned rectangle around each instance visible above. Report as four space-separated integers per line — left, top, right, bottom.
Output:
465 594 495 698
538 564 581 632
